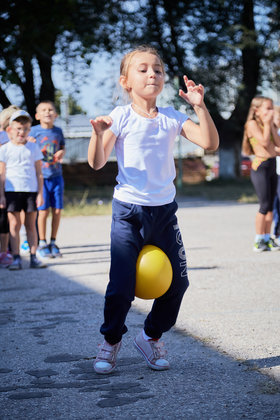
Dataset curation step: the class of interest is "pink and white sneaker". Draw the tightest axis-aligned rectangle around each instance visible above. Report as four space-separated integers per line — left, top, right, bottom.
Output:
0 252 13 268
94 339 122 374
134 331 170 371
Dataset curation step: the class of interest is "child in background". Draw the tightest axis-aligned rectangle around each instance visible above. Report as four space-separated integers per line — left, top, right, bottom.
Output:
29 101 65 258
272 105 280 245
88 45 219 374
0 105 20 268
0 110 46 270
242 96 280 252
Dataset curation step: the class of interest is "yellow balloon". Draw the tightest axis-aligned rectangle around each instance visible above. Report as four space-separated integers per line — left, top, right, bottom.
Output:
135 245 173 300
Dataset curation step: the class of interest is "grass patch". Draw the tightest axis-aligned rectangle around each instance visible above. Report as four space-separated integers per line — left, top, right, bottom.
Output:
63 178 257 217
177 177 257 202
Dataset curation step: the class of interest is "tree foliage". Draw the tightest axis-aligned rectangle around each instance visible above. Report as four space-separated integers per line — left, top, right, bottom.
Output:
0 0 122 118
120 0 280 175
1 0 279 177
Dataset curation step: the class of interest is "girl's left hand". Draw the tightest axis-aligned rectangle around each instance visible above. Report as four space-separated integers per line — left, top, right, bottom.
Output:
179 75 204 107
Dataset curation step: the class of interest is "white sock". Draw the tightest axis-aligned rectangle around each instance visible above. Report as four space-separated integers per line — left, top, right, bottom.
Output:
264 233 270 242
142 330 153 341
255 234 264 242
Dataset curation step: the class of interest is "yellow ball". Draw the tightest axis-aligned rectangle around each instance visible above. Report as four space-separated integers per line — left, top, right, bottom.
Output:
135 245 173 300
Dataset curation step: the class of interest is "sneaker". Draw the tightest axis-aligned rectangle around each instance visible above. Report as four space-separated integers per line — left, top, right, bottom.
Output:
275 236 280 247
266 238 280 252
0 252 13 268
20 240 30 254
49 243 62 258
30 256 47 269
134 331 170 371
253 239 269 252
9 256 22 271
94 340 121 374
37 244 53 259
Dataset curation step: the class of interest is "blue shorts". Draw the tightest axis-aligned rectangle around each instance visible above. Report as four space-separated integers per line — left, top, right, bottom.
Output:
38 175 64 210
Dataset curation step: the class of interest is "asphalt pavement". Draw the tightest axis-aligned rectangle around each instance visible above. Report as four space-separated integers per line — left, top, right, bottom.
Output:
0 200 279 419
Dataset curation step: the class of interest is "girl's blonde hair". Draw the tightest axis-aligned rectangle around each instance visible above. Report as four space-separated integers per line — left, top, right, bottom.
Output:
119 45 165 93
0 105 20 130
242 96 273 155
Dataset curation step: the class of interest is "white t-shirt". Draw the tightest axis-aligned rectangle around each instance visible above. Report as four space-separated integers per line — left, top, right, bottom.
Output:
0 141 43 192
109 104 189 205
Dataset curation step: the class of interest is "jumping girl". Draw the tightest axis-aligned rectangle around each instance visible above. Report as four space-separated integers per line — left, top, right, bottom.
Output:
88 45 219 374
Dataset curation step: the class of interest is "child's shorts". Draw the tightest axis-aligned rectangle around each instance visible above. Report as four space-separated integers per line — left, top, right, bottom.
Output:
5 192 38 213
38 175 64 210
0 208 9 233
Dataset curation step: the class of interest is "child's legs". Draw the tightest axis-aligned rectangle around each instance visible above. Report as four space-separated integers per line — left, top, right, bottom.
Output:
38 178 50 240
101 200 143 344
144 205 189 339
25 211 38 254
0 208 10 252
251 162 272 234
49 176 64 239
264 211 273 235
273 176 280 236
0 233 9 253
7 212 21 255
51 208 62 239
38 210 49 240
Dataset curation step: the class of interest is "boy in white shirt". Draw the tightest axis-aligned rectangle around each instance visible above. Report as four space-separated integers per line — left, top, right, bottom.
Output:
0 110 46 270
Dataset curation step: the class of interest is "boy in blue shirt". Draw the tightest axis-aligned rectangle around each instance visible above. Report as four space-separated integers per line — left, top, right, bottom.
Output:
30 101 65 258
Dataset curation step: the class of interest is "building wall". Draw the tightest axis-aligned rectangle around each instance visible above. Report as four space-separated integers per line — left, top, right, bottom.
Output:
62 157 206 187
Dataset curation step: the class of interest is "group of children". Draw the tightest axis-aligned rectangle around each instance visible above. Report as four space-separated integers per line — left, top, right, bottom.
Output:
0 44 279 374
0 101 65 270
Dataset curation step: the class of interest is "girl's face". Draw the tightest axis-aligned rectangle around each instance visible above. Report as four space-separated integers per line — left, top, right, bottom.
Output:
122 52 164 100
256 99 274 122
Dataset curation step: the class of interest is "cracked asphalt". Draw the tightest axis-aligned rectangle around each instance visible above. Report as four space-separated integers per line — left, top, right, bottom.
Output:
0 200 279 419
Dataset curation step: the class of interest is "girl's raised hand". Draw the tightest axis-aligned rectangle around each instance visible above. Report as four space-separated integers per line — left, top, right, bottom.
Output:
90 116 113 135
179 75 204 107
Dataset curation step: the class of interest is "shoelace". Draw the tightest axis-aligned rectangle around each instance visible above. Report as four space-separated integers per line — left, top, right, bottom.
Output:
150 341 167 359
97 342 118 362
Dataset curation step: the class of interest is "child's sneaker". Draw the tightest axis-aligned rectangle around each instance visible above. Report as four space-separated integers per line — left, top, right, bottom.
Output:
20 240 30 254
253 239 268 252
134 331 169 371
49 243 62 258
275 236 280 247
266 238 280 251
30 256 47 269
0 252 13 268
37 245 53 259
9 256 22 271
94 340 121 374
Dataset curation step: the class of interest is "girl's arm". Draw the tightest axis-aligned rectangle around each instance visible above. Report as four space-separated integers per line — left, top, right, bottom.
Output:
88 116 117 170
0 161 6 208
179 76 219 151
271 124 280 148
35 160 44 208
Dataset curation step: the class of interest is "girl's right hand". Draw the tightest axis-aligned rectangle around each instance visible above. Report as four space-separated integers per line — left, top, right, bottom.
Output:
262 110 274 124
90 116 113 135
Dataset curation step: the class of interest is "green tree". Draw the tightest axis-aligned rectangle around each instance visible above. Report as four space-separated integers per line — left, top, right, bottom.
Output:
122 0 280 177
0 0 122 118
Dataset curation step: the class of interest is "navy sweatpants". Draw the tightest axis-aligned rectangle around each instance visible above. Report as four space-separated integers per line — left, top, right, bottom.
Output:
100 198 189 345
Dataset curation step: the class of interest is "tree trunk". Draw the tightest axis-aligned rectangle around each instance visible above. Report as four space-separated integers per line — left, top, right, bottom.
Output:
0 87 11 109
37 51 55 102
